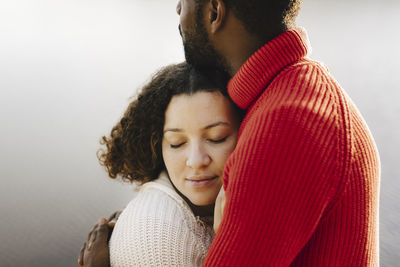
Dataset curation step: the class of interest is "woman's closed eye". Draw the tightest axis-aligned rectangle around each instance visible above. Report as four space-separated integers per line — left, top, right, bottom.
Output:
208 136 229 144
170 142 186 149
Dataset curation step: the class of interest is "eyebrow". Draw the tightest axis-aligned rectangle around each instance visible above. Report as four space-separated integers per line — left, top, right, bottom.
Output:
163 121 231 133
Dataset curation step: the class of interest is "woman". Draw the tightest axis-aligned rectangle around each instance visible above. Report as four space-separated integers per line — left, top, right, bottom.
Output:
79 62 243 266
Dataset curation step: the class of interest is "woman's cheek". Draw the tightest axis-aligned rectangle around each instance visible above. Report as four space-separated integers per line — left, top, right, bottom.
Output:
165 149 185 173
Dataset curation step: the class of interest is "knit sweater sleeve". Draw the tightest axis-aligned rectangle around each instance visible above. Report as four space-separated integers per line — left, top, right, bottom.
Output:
203 72 345 265
110 187 209 267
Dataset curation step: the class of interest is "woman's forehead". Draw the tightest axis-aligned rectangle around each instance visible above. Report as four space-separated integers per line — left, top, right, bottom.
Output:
164 91 235 127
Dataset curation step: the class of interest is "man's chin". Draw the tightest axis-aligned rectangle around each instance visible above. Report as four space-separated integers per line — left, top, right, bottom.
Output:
184 52 207 69
184 51 213 70
183 40 230 76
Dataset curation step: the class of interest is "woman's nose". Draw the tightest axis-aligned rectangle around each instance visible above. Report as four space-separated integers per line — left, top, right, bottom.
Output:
186 145 211 169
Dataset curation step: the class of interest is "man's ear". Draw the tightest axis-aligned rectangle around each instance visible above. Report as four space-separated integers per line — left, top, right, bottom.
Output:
207 0 226 34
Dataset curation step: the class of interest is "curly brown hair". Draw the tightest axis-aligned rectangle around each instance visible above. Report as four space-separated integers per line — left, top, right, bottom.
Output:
98 62 242 184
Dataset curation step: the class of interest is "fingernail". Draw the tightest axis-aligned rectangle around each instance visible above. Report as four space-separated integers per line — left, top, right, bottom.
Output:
87 242 92 251
99 218 107 224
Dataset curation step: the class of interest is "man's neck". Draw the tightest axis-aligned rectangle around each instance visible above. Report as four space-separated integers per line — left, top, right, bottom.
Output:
227 41 264 77
225 28 290 76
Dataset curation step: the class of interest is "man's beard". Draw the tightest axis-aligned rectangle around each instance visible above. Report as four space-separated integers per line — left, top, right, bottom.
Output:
180 8 231 78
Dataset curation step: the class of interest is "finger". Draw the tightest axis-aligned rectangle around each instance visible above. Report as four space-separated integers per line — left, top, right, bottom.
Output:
107 220 116 228
220 188 226 209
219 187 225 197
85 222 98 244
95 218 110 246
108 209 123 222
81 221 99 257
78 242 86 266
108 207 124 221
110 210 122 223
107 211 119 221
214 199 222 219
216 187 224 200
115 209 123 219
87 221 102 251
215 188 225 208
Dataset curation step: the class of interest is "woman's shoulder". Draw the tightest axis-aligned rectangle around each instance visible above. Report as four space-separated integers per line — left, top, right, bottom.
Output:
117 172 192 224
140 171 186 206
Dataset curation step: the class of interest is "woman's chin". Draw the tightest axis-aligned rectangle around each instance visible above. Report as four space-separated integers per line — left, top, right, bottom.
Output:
188 196 216 207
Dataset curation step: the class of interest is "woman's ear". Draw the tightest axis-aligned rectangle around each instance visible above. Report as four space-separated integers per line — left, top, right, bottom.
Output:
207 0 226 34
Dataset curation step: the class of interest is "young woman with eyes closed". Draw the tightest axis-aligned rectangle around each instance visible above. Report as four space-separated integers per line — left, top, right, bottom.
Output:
93 62 243 267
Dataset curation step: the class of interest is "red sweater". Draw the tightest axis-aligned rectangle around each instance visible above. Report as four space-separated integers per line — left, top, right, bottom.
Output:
203 27 380 266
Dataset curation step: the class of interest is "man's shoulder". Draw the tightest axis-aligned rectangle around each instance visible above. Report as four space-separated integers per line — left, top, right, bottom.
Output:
251 57 345 115
274 58 336 88
250 59 338 113
239 57 346 143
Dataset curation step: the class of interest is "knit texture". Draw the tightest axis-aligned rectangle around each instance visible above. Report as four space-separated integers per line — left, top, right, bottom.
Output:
203 27 380 266
110 172 214 267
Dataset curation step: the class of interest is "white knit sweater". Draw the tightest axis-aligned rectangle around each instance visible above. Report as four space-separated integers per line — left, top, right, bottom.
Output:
109 172 215 267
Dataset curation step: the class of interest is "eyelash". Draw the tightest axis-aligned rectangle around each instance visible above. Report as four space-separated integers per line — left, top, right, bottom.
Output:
169 136 228 149
170 143 185 149
208 136 228 144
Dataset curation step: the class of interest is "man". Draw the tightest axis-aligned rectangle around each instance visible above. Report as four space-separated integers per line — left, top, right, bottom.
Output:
79 0 380 265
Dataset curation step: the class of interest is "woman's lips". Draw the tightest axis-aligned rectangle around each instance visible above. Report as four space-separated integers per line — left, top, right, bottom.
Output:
185 175 218 188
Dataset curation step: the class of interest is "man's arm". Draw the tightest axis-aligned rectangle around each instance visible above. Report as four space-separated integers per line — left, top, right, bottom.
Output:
203 102 343 266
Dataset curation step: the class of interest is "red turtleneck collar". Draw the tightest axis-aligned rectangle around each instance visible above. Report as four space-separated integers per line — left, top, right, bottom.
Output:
228 27 311 109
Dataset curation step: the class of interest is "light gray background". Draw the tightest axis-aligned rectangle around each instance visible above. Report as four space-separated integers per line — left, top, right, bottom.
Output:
0 0 398 266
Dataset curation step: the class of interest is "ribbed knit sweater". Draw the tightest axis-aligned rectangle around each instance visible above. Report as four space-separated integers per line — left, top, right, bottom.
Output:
110 172 214 267
203 27 380 266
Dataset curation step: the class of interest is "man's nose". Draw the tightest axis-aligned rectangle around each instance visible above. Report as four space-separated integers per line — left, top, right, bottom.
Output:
186 144 211 169
176 1 181 15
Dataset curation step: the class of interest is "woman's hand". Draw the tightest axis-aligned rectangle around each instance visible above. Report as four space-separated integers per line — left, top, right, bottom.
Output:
213 187 226 233
78 210 122 267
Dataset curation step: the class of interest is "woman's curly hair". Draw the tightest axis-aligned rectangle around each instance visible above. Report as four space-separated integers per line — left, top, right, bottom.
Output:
98 62 240 184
